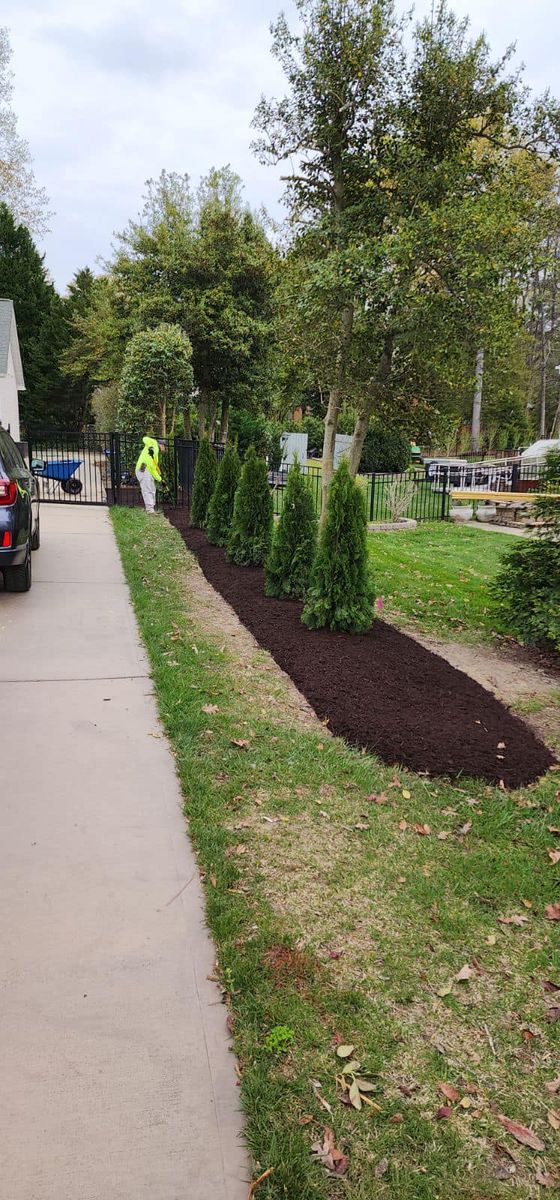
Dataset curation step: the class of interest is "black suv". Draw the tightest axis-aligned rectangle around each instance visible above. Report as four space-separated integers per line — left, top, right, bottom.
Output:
0 428 40 592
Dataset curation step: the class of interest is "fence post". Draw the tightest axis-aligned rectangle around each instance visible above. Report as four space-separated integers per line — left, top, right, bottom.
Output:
110 432 122 505
369 473 376 522
440 467 449 520
511 461 520 492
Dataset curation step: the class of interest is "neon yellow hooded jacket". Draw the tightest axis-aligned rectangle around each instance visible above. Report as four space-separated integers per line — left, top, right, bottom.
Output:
136 436 162 483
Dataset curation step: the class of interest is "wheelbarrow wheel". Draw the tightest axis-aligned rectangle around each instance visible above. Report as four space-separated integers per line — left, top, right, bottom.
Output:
62 478 83 494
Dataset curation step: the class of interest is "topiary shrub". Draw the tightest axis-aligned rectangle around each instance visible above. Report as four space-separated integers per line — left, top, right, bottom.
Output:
190 437 218 528
492 539 560 650
265 458 318 599
227 446 273 566
302 460 375 633
207 441 241 546
359 424 411 474
491 449 560 651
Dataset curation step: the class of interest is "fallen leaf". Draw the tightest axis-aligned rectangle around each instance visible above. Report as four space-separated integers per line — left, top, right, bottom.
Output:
543 980 560 993
535 1168 558 1188
390 1113 403 1124
458 821 472 836
547 1109 560 1130
209 875 217 888
375 1158 389 1178
437 830 450 840
398 819 408 831
202 703 218 715
497 1115 545 1152
548 849 560 865
414 823 431 836
349 1080 362 1110
354 822 370 831
336 1045 356 1059
298 1115 314 1126
310 1127 349 1177
437 985 453 998
545 904 560 921
402 789 411 800
367 792 388 805
438 1082 460 1103
435 1106 453 1119
231 738 250 750
546 1006 560 1022
498 914 529 927
455 963 473 982
486 934 497 946
548 826 560 835
522 899 533 909
545 1076 560 1094
397 876 406 883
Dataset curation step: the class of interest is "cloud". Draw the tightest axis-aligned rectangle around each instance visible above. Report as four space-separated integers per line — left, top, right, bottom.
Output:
4 0 559 289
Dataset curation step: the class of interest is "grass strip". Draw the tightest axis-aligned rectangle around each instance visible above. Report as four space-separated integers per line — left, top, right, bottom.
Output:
112 508 560 1199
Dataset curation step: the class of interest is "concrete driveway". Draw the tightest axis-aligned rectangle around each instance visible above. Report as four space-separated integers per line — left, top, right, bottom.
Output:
0 505 247 1200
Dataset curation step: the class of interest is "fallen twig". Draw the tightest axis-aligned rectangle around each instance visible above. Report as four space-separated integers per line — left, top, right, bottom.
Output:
248 1167 274 1197
483 1023 497 1056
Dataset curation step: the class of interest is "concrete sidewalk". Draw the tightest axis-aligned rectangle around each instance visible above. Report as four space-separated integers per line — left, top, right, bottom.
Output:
0 506 247 1200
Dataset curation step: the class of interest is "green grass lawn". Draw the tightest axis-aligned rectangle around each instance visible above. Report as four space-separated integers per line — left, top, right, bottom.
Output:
369 522 511 642
113 509 559 1200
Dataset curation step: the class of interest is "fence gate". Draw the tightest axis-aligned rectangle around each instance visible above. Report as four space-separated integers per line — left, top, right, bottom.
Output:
27 432 224 508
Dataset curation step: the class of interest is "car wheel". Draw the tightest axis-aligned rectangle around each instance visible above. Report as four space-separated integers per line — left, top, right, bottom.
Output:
31 515 40 551
4 547 32 593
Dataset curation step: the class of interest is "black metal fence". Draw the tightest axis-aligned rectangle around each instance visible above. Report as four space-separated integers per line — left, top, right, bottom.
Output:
269 465 449 522
27 432 224 508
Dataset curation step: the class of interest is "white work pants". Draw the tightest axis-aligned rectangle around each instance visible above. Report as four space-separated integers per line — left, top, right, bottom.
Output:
136 468 157 512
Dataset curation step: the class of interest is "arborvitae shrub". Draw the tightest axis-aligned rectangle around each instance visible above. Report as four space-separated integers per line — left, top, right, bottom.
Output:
302 459 374 633
207 442 241 546
265 458 317 598
227 446 273 566
190 437 218 528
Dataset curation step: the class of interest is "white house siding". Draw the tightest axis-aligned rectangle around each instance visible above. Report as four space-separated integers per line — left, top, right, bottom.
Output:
0 344 21 441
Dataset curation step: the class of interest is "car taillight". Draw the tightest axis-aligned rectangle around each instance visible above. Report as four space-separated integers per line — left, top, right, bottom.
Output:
0 480 17 505
2 531 11 547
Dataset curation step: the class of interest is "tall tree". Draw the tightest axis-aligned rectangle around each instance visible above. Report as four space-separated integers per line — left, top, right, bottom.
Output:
118 324 194 435
0 203 66 428
0 28 49 235
255 0 560 510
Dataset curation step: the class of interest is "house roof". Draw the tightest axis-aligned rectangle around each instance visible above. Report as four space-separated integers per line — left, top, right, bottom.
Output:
0 299 25 389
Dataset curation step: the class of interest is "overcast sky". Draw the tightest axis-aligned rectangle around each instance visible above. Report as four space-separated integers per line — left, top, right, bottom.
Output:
5 0 560 289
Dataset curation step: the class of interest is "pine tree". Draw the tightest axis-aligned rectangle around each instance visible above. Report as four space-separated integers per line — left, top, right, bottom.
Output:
265 458 317 598
302 460 374 633
227 446 273 565
207 441 241 546
190 437 218 528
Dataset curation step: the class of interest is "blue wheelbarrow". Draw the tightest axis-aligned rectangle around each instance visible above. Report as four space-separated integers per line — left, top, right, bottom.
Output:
31 457 84 496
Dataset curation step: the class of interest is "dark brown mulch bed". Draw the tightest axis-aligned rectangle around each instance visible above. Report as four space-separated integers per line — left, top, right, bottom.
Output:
169 513 556 787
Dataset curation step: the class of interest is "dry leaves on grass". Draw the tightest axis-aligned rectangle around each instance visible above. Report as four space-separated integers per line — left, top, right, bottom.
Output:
497 1115 545 1152
202 703 219 715
498 914 529 927
547 849 560 864
545 904 560 920
438 1083 460 1103
231 738 251 750
545 1076 560 1094
547 1109 560 1130
535 1168 559 1188
310 1128 349 1177
455 963 474 982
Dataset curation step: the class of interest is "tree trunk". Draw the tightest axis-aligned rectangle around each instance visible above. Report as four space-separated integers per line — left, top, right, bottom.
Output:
470 348 484 452
219 396 230 443
539 304 548 438
183 405 192 440
347 334 395 477
207 393 218 441
198 387 211 438
320 303 354 524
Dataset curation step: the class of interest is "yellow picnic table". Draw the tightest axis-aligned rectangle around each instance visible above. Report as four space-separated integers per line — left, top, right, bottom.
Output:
452 491 559 503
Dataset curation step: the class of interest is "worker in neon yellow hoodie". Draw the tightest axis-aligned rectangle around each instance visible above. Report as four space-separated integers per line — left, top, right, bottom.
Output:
135 435 166 512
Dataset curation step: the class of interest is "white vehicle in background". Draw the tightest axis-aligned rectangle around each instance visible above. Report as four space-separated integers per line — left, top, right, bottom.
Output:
520 438 560 467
